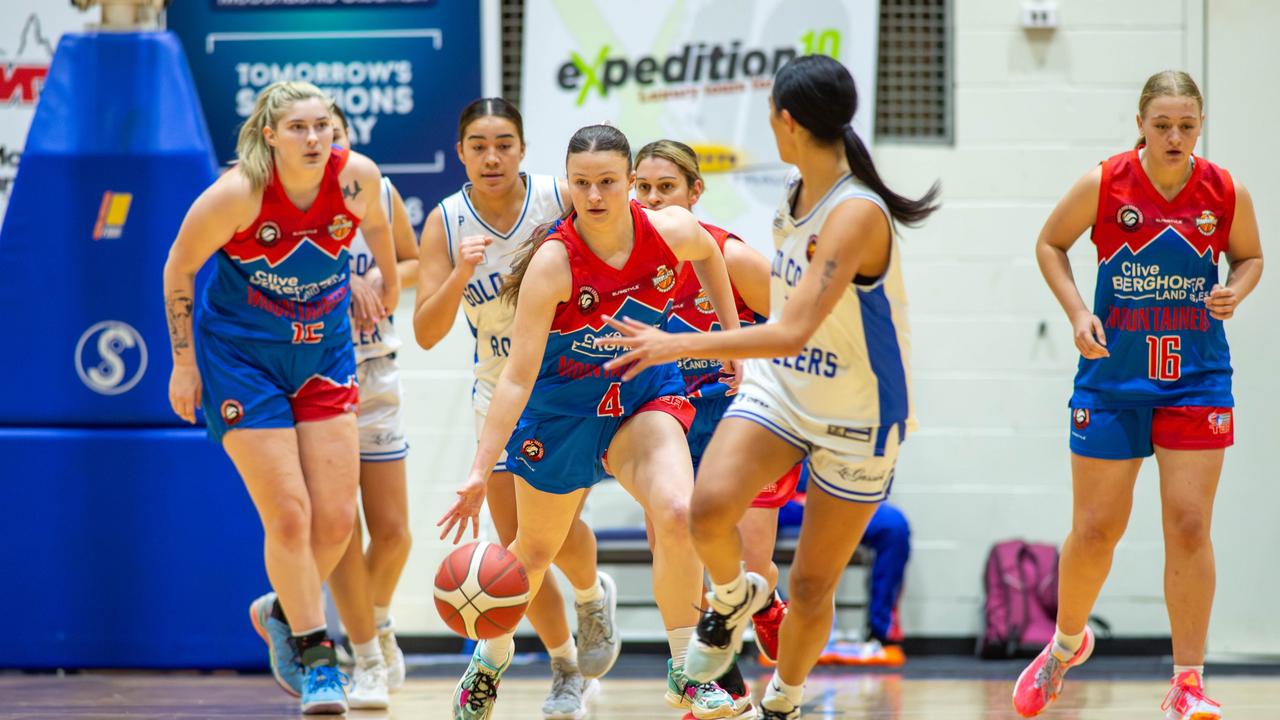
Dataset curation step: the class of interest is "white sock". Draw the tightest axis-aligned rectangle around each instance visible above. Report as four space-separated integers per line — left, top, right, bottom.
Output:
1174 664 1204 680
573 577 604 605
479 634 514 666
547 638 577 664
667 626 694 669
374 606 392 631
764 671 804 706
353 638 383 662
712 567 747 607
1051 627 1085 662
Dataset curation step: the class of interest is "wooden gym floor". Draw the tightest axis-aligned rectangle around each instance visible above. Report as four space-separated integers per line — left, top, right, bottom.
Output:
4 656 1280 719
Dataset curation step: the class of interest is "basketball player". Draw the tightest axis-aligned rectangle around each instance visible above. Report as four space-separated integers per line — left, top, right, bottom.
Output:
414 99 619 718
163 81 400 714
436 124 744 720
599 55 940 719
1010 71 1262 720
322 106 418 709
634 139 789 719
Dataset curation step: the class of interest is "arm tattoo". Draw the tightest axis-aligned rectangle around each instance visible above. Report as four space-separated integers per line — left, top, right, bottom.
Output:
165 292 194 350
342 179 363 200
818 259 837 294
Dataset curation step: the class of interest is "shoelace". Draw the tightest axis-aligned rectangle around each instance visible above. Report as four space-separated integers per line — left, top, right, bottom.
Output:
464 668 500 710
548 662 580 700
306 665 349 694
1161 679 1213 712
684 677 728 704
578 601 611 649
1033 654 1064 692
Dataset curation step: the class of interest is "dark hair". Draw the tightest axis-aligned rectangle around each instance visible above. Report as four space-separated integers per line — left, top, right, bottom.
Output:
500 124 631 305
328 101 351 138
457 97 525 144
772 54 939 227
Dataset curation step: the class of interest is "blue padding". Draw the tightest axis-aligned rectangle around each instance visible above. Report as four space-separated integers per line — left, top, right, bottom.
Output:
0 32 217 425
593 527 650 542
0 428 268 669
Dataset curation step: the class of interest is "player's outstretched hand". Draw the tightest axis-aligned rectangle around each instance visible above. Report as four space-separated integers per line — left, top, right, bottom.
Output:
437 472 487 544
1071 310 1109 359
600 315 681 381
1206 283 1238 320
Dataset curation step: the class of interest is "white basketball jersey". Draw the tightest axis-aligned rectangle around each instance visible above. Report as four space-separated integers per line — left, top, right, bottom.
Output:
349 177 400 362
747 169 915 431
438 173 565 409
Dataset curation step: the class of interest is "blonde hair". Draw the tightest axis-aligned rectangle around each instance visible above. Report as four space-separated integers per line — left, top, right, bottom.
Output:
635 139 702 189
235 81 331 191
1135 70 1204 149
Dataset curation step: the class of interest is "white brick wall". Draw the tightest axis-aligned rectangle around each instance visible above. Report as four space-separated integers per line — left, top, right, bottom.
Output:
387 0 1280 656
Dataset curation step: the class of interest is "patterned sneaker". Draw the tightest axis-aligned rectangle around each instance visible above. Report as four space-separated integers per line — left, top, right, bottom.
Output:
575 572 621 678
348 655 390 710
542 657 598 719
759 693 800 720
666 659 738 719
248 592 304 697
752 595 788 664
1012 627 1095 717
452 646 510 720
684 572 771 683
378 623 406 691
300 664 349 715
1162 670 1222 720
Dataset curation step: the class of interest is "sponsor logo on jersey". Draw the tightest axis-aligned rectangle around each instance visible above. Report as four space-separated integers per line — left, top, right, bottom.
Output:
1207 410 1231 435
92 191 133 240
1072 408 1090 430
1116 204 1143 232
571 331 621 359
694 289 715 314
328 213 353 242
221 399 245 425
805 234 818 262
578 285 600 313
521 438 545 462
826 424 873 441
1195 210 1218 236
257 221 281 247
74 320 148 396
652 264 676 292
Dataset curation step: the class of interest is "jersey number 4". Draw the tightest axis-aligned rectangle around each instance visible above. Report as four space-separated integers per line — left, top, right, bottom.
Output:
597 382 624 418
291 322 324 344
1146 335 1181 381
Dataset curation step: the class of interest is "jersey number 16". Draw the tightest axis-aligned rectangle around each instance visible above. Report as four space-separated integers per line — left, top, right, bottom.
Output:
1146 335 1181 381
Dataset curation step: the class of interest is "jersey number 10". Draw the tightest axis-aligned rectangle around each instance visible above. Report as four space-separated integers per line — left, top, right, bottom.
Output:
1146 335 1181 381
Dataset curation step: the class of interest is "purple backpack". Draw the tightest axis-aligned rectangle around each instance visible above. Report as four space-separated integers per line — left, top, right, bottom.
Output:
980 540 1059 658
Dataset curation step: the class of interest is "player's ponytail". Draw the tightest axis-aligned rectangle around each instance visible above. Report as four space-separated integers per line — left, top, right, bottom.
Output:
1134 70 1204 149
772 55 940 227
501 124 632 305
235 81 331 192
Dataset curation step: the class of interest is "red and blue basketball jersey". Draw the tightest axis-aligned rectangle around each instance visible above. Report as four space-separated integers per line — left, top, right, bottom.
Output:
199 146 358 347
664 222 761 399
525 201 683 418
1072 149 1235 408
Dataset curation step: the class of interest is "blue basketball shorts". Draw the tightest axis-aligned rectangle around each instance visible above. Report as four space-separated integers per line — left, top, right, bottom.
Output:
1068 405 1235 460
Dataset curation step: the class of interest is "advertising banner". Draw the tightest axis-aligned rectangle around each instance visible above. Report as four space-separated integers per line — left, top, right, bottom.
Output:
0 2 84 227
520 0 877 252
167 1 481 229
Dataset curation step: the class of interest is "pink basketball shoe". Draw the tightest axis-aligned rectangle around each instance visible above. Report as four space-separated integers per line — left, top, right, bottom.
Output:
1011 627 1095 717
1162 670 1221 720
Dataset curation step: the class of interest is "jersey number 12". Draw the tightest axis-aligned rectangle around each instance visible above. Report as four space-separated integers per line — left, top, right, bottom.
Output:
1146 335 1181 381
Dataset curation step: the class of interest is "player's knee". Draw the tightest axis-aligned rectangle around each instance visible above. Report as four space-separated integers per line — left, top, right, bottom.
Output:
264 497 311 549
1165 509 1211 550
369 519 412 557
1072 514 1126 551
689 490 733 537
514 536 559 572
787 571 839 613
649 494 691 542
312 502 358 549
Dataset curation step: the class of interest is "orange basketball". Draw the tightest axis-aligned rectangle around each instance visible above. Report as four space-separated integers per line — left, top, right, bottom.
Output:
433 541 530 640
